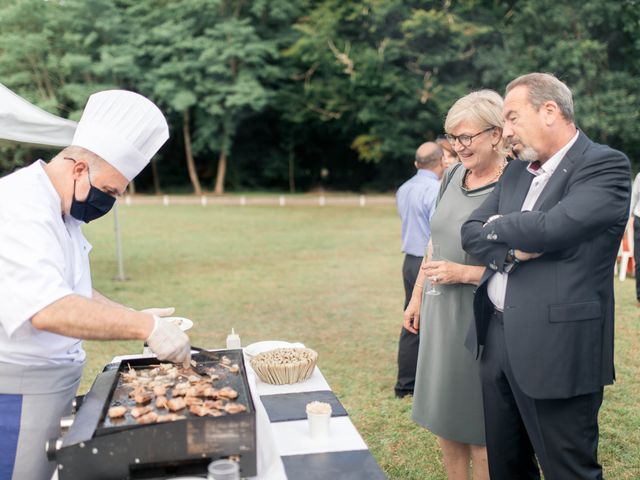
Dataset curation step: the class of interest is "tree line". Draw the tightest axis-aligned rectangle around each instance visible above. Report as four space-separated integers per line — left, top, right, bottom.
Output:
0 0 638 194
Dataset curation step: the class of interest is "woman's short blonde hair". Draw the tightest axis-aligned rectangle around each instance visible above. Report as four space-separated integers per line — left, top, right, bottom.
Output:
444 89 508 156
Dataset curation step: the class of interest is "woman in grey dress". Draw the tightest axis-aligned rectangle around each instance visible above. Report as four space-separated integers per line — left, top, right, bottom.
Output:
403 90 508 480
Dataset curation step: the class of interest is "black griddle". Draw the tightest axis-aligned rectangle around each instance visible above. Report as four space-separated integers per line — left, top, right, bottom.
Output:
49 349 256 479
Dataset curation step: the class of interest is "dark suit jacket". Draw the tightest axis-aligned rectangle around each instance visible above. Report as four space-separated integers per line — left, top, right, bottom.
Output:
461 131 631 400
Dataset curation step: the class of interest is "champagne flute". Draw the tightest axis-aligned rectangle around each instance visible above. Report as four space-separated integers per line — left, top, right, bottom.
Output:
425 244 443 296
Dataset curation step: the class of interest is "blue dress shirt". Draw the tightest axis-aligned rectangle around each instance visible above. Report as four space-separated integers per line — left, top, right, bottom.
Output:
396 169 440 257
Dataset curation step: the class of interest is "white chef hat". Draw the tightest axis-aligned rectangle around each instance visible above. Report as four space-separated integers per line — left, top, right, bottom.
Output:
71 90 169 181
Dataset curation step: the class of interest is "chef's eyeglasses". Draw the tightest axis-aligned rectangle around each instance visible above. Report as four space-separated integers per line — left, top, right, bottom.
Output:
445 127 495 147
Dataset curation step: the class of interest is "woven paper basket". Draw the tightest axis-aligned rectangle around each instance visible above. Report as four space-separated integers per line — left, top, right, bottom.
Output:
250 347 318 385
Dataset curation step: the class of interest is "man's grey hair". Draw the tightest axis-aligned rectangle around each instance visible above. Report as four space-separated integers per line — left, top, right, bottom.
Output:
506 73 574 123
415 143 444 168
58 145 107 173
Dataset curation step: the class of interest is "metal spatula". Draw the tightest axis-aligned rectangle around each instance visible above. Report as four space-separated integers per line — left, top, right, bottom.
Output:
189 346 219 376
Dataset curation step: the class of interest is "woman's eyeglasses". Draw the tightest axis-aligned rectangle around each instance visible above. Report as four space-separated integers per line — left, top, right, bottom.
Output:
445 127 495 147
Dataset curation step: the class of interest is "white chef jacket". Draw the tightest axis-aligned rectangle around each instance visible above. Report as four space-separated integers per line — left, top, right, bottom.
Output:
0 160 92 365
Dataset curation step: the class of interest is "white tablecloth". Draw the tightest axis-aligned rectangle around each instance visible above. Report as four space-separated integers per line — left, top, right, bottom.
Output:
244 362 369 479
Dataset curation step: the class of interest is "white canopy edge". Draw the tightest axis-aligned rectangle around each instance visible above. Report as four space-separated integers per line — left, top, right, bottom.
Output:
0 82 77 147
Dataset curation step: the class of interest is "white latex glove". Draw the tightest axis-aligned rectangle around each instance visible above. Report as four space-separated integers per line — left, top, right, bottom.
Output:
146 315 191 368
140 307 175 317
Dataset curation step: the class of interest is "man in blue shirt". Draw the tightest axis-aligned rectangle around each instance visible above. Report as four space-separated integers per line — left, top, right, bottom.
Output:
395 142 445 398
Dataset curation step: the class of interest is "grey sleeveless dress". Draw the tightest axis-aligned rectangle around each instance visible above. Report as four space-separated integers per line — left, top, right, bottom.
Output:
411 165 497 445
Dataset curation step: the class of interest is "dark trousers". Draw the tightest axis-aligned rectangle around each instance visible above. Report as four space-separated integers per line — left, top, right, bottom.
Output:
635 216 640 300
480 311 603 480
394 254 422 396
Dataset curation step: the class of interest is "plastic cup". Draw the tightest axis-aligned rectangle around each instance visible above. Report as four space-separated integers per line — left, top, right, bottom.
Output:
207 459 240 480
307 410 331 439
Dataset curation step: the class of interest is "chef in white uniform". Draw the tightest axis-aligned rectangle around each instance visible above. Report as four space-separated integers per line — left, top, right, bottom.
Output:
0 90 191 480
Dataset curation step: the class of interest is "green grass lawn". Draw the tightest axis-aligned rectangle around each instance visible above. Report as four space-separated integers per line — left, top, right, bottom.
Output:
81 203 640 479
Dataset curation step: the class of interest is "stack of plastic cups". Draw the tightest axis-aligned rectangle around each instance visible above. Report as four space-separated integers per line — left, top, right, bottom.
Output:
207 459 240 480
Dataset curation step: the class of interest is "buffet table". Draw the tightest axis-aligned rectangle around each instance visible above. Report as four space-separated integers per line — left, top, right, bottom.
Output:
53 349 386 480
245 356 386 480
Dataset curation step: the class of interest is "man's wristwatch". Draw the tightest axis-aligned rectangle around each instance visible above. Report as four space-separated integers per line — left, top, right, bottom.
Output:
504 248 521 274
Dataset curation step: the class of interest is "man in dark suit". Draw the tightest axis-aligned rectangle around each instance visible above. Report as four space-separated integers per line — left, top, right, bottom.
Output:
461 73 631 479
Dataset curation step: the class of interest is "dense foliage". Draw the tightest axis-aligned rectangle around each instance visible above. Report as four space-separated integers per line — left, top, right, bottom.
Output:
1 0 638 192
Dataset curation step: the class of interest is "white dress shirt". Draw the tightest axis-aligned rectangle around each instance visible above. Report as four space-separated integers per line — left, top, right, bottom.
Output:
0 161 92 365
488 130 579 310
630 172 640 218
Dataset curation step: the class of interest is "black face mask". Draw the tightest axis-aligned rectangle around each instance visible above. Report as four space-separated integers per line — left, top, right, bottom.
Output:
70 172 116 223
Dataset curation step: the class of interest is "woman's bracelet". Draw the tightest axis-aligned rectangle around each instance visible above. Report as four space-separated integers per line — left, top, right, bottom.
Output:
415 282 424 289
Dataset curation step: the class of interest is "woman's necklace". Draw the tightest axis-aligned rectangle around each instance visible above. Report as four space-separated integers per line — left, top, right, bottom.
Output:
463 160 507 189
